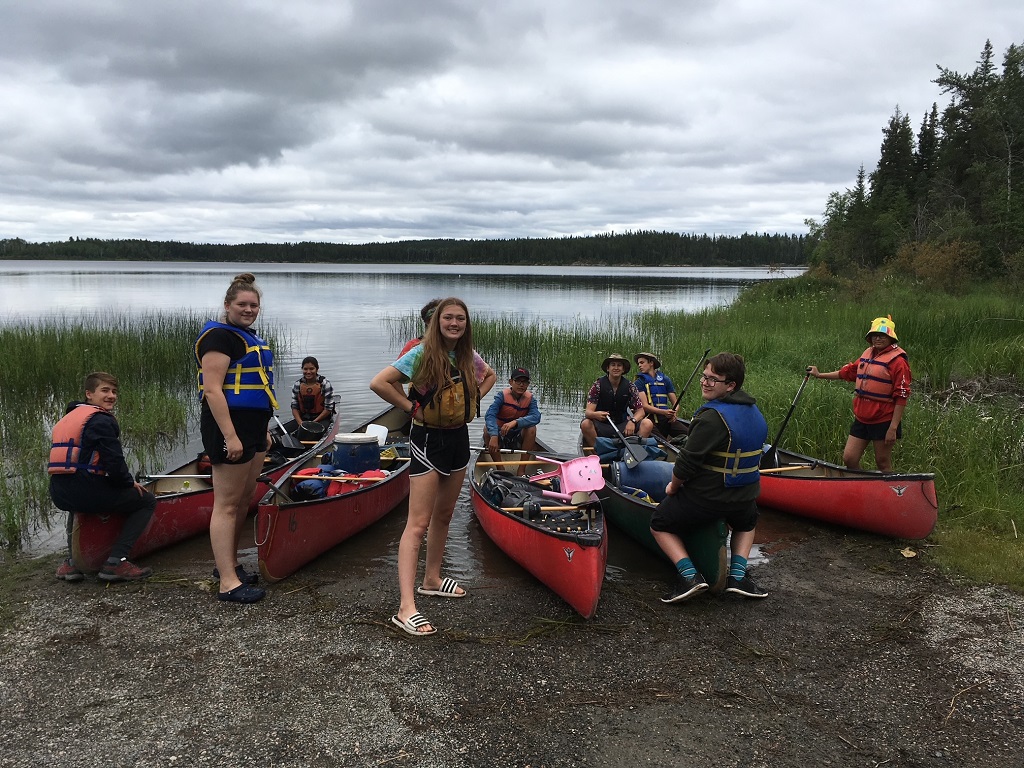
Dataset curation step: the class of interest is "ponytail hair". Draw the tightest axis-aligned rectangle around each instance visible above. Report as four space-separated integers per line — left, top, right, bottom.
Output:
224 272 261 305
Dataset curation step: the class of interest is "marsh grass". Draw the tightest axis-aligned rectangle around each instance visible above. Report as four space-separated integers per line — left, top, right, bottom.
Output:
471 275 1024 590
0 312 287 549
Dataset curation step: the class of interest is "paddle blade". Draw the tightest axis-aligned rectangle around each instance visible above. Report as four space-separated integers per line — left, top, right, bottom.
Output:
623 440 647 469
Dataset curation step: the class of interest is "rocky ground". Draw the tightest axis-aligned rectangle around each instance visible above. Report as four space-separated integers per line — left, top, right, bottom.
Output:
1 510 1022 768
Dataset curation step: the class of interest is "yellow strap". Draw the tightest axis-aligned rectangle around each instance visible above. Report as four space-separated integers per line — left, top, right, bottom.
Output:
701 464 760 476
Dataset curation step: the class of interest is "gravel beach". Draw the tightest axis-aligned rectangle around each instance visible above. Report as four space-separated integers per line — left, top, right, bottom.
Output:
2 509 1022 768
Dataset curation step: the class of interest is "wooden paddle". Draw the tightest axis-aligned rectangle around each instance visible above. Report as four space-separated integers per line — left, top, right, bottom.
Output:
759 464 815 474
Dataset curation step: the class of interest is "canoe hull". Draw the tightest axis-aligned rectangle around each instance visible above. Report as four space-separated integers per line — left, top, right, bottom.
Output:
758 448 938 539
599 484 728 593
257 406 411 582
470 449 607 619
71 415 340 572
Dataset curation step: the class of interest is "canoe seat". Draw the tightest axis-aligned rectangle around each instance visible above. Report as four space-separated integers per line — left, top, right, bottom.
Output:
612 460 675 503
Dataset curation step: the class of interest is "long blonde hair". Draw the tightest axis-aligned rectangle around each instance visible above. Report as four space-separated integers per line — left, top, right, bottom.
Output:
411 297 479 401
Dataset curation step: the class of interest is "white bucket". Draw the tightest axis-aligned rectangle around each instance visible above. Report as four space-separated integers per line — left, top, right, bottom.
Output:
365 423 389 446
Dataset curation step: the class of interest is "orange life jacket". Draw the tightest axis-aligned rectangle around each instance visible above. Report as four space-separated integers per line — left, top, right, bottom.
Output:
854 345 907 403
297 378 326 418
495 388 533 426
48 405 107 476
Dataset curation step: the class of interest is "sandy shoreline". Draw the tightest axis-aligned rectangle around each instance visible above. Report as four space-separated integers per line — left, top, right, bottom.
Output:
2 515 1023 768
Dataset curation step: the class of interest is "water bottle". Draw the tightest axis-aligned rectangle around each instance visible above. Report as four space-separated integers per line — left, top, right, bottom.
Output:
180 479 191 493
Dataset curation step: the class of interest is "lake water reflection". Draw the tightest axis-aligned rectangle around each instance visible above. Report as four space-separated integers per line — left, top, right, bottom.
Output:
4 259 800 566
1 260 799 452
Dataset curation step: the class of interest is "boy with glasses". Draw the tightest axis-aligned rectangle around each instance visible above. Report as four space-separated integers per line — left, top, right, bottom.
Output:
650 353 770 602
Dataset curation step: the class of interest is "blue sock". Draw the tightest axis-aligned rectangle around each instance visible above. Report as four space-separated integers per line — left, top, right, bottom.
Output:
675 558 697 578
730 554 748 580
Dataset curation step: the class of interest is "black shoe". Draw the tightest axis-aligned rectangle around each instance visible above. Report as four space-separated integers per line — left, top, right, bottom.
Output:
660 573 708 603
217 583 266 604
725 573 768 598
213 565 259 585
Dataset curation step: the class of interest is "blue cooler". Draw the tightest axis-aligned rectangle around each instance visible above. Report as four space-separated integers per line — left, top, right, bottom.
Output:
332 433 380 474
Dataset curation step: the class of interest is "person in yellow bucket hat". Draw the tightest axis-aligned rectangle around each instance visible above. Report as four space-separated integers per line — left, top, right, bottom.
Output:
806 315 911 473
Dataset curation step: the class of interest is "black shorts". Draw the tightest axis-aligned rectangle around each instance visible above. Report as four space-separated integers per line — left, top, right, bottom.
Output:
849 419 902 441
650 416 688 439
650 491 759 535
593 419 631 439
201 406 271 465
409 423 470 477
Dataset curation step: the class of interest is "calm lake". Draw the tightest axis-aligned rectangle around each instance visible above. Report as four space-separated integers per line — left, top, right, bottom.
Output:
2 260 801 566
0 260 799 449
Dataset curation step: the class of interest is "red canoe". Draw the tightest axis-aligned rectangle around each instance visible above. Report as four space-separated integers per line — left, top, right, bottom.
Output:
256 406 411 582
71 415 340 572
758 446 938 539
470 447 607 619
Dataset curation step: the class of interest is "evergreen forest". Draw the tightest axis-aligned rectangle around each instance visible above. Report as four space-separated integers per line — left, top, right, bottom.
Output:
806 39 1024 290
0 231 806 268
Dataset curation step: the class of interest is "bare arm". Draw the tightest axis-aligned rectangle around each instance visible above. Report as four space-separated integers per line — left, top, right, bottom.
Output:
886 400 907 445
806 365 841 380
370 366 416 413
478 366 497 398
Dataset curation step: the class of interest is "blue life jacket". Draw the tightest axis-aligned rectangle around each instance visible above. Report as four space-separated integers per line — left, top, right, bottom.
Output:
194 320 277 410
695 400 768 487
635 371 673 411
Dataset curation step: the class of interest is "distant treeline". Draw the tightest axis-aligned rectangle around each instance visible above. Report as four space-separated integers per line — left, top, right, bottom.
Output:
0 231 809 267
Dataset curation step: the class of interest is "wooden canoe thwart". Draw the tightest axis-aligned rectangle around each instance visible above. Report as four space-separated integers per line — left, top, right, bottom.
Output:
72 413 341 572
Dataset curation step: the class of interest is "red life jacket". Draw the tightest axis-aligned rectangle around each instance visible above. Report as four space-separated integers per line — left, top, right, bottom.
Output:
48 405 107 476
297 378 326 418
854 345 907 403
495 388 533 426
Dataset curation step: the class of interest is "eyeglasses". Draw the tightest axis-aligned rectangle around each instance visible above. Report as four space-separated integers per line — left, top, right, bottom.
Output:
700 373 729 385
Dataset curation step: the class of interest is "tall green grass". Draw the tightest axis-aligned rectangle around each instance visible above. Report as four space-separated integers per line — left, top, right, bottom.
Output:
471 275 1024 589
0 312 287 549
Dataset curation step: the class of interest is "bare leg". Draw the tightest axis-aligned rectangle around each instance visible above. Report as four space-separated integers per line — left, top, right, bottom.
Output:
580 419 597 448
651 528 690 563
422 467 467 591
515 427 538 475
873 439 894 473
730 528 756 560
842 435 869 470
210 461 258 592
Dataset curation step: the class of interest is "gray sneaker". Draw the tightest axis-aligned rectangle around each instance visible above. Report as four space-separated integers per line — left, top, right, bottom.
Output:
661 573 709 603
725 573 768 598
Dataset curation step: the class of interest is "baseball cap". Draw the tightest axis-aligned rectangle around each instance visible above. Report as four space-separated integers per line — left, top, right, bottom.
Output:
510 367 530 380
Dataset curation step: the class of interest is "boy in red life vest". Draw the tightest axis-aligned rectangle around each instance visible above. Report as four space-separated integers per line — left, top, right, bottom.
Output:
482 368 541 471
807 315 911 473
290 356 336 424
48 372 156 582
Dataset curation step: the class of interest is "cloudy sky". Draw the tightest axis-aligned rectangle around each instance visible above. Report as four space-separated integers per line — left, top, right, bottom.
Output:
2 1 1022 246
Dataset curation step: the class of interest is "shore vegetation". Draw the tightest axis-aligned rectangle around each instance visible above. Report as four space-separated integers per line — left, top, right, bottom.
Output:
470 273 1024 591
